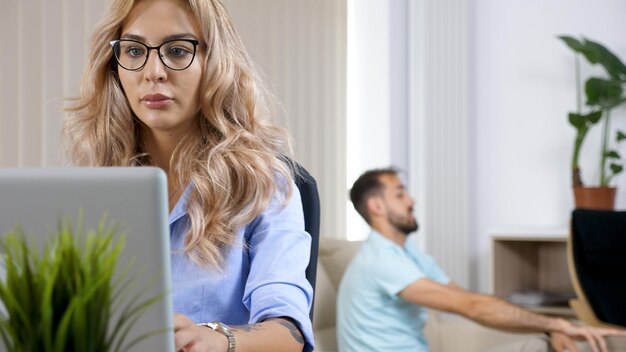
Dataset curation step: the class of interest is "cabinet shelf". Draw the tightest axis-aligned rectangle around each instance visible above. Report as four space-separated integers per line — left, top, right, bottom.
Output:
527 305 576 317
491 229 575 318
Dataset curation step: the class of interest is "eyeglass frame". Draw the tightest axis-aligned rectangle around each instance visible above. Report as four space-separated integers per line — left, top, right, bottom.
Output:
109 38 201 72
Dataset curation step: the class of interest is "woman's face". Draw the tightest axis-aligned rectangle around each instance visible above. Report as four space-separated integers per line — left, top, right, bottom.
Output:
118 0 205 138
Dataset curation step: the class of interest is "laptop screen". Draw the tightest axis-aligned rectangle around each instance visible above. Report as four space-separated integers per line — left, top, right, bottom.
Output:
0 167 173 352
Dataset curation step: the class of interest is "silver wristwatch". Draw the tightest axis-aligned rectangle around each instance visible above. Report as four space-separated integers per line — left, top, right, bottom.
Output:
197 321 236 352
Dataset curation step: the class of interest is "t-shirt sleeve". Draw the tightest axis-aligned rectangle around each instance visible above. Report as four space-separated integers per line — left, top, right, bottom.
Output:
423 255 450 285
369 247 426 296
412 247 450 285
242 183 315 352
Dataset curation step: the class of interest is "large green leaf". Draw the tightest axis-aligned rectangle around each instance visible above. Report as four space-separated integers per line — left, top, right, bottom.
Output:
559 36 626 80
568 113 585 129
559 35 600 63
559 36 585 52
568 110 603 130
583 38 626 80
585 77 624 108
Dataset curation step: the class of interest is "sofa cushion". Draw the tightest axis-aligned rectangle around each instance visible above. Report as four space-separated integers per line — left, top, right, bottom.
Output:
313 260 337 330
313 326 337 352
318 238 362 288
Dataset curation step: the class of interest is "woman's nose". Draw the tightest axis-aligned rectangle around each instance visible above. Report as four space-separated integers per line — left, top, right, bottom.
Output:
143 49 168 82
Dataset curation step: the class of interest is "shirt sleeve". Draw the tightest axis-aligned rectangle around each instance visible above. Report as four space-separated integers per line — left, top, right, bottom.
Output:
370 247 426 297
406 242 450 285
242 182 315 352
419 252 450 285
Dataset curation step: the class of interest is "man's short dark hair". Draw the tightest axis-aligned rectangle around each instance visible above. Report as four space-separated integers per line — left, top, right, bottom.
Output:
349 167 399 224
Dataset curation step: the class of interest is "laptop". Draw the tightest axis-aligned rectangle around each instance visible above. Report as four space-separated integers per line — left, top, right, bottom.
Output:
0 167 173 351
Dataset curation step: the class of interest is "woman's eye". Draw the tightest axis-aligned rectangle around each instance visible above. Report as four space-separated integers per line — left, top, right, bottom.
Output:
168 47 189 57
125 47 145 57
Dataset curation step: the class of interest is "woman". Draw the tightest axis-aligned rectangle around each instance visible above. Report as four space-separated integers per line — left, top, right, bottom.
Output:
63 0 313 351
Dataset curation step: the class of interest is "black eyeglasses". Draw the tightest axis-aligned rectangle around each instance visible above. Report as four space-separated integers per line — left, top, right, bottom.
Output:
110 39 200 71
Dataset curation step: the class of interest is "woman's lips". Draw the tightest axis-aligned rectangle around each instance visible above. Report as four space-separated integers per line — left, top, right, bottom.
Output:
141 94 173 109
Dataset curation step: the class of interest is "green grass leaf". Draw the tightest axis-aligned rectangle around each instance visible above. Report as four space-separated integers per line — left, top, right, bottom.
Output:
0 214 165 352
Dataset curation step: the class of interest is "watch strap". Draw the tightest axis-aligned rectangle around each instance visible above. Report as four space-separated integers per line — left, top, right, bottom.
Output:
197 321 236 352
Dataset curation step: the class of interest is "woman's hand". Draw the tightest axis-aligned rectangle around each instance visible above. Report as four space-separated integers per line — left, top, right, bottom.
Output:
174 314 228 352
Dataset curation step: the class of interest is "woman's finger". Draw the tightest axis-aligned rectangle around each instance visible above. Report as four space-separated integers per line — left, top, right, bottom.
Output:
173 313 194 331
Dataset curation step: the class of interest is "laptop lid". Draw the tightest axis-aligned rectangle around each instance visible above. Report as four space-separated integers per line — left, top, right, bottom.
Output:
0 167 173 351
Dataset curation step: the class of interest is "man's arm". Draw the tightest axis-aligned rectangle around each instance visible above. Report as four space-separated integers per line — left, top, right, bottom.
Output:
398 279 621 352
399 279 565 332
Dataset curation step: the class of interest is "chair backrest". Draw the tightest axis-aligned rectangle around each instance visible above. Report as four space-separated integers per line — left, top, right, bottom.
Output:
291 161 321 321
570 209 626 327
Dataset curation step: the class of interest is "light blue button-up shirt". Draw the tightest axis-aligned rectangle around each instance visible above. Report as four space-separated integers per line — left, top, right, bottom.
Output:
337 230 449 352
169 182 314 351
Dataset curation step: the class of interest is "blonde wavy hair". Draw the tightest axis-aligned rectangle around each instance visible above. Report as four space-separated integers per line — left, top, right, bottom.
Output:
63 0 293 268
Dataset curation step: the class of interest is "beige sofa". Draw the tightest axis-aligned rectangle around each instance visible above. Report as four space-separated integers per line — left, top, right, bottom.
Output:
311 238 543 352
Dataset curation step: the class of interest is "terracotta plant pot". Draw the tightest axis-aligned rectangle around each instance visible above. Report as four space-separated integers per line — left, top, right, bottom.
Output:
573 187 617 210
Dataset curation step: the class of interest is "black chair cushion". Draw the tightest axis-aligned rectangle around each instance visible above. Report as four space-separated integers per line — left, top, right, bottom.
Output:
571 209 626 326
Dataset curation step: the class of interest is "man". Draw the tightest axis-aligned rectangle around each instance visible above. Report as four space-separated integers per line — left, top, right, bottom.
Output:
337 167 623 352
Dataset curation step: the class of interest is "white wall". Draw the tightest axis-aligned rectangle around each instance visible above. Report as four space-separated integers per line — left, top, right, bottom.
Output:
471 0 626 292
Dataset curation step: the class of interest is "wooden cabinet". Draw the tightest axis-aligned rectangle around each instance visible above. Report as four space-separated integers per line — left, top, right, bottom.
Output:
491 229 575 317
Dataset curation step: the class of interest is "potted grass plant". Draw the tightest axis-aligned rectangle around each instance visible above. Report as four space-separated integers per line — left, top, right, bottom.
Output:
0 216 164 352
559 35 626 210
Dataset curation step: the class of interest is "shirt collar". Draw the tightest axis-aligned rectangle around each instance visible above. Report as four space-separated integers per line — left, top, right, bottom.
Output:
368 229 398 248
368 229 416 251
168 183 193 224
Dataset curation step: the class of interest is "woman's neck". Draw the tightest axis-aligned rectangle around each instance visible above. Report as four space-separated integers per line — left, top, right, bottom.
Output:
140 129 180 173
140 128 187 212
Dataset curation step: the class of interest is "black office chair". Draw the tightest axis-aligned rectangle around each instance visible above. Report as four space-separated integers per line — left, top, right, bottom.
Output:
569 209 626 327
290 160 320 321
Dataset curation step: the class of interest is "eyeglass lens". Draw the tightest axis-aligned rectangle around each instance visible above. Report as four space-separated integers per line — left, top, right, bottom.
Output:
112 40 197 71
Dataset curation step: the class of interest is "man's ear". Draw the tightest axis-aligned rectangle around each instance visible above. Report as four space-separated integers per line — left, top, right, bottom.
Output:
366 196 385 218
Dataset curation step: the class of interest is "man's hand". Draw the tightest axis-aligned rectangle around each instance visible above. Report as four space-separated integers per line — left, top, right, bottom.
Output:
555 320 626 352
174 314 228 352
550 331 580 352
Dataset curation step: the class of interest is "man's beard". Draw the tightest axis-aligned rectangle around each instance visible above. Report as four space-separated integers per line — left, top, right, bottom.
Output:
389 212 419 235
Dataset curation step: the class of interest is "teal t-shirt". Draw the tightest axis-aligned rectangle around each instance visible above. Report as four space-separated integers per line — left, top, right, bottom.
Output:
337 230 449 352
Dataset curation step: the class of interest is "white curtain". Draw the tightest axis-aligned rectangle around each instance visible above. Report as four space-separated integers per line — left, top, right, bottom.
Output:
0 0 108 167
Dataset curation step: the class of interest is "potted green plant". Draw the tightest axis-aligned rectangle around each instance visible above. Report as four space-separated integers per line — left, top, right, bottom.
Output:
559 35 626 210
0 216 163 352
